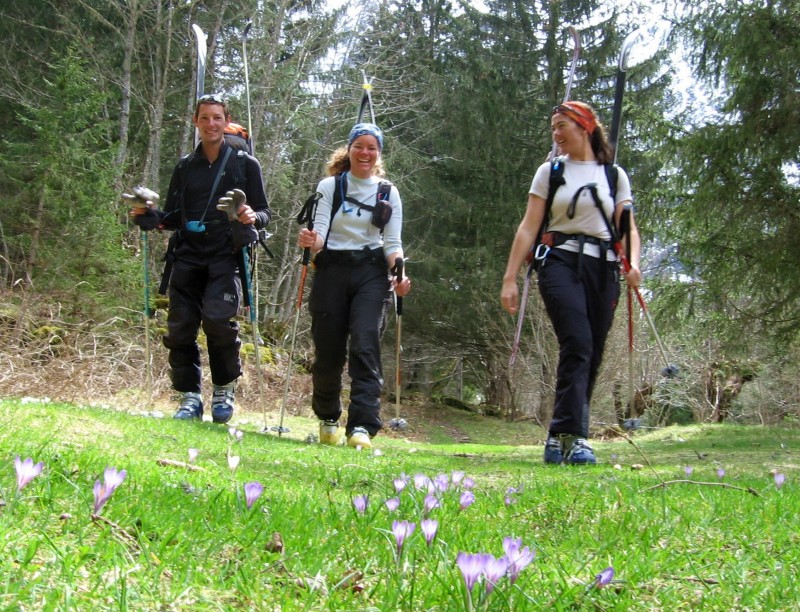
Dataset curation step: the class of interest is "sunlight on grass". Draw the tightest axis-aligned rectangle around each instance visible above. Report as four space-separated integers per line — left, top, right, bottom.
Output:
0 398 797 609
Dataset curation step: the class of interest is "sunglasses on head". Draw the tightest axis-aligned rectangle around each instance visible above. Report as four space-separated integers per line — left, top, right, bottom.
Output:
198 93 227 105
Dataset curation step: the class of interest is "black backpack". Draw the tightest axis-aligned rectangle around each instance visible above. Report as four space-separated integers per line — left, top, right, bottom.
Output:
532 158 620 262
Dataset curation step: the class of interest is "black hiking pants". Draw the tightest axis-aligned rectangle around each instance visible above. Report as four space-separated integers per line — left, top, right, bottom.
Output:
309 251 391 437
538 249 620 439
163 249 242 393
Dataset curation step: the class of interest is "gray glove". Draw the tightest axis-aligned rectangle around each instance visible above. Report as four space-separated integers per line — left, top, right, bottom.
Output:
217 189 247 222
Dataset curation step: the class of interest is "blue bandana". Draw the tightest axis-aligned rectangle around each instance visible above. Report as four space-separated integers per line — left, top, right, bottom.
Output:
348 123 384 150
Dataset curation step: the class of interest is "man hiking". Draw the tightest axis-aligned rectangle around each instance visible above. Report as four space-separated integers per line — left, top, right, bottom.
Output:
130 93 271 424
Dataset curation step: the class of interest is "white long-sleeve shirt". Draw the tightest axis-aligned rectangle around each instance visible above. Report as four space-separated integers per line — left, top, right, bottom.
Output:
313 172 403 257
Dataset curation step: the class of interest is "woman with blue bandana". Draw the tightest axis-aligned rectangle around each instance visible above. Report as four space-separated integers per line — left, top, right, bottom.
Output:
297 122 412 449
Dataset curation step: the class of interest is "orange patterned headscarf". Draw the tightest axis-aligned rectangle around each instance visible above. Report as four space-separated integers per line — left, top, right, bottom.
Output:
553 101 598 134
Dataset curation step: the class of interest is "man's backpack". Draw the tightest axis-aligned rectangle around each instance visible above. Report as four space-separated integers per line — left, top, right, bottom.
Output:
224 122 252 155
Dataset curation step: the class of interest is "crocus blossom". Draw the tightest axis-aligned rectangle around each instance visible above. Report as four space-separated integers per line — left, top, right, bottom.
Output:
92 467 127 515
392 520 416 554
353 495 368 514
424 494 440 514
459 490 476 511
385 497 400 512
684 466 693 477
775 473 786 489
14 456 44 492
716 468 725 479
228 455 240 471
188 448 199 463
595 566 615 588
456 552 485 593
502 537 535 584
483 554 510 595
393 477 408 493
451 470 465 485
414 474 431 491
244 481 263 509
420 518 438 546
433 473 449 492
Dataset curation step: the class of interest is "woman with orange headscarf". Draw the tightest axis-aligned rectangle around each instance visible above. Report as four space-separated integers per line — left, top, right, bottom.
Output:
501 101 641 465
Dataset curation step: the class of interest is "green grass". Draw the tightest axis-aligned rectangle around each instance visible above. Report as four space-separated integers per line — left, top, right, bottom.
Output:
1 397 798 610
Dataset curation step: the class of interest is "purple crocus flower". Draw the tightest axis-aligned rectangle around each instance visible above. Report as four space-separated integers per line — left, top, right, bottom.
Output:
385 497 400 512
716 468 725 479
462 477 475 489
392 520 416 554
459 490 476 511
684 466 693 477
424 494 440 514
413 474 430 491
456 552 485 593
92 467 127 515
353 494 368 514
393 477 408 493
774 473 786 489
595 566 615 588
188 448 199 463
420 518 438 546
434 473 450 492
244 481 263 509
502 537 535 584
451 470 465 485
483 554 509 595
228 455 240 471
14 456 44 492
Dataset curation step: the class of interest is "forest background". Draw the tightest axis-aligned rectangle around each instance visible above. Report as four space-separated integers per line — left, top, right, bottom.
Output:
1 0 799 434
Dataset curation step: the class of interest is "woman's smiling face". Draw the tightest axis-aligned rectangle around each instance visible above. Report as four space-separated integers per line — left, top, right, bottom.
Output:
348 134 381 178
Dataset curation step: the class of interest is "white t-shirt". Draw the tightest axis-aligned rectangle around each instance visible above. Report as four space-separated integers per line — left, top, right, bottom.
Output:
313 172 403 257
529 157 632 260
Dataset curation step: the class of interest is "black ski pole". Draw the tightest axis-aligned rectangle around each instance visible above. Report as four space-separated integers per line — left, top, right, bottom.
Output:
510 25 581 368
389 258 407 431
274 193 321 435
242 21 254 154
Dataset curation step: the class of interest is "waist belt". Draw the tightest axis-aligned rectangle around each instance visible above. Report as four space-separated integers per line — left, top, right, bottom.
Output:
542 231 611 250
314 247 384 267
542 231 614 281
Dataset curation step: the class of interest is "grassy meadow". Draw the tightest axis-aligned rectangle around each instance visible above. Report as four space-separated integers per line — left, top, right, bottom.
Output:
1 397 797 610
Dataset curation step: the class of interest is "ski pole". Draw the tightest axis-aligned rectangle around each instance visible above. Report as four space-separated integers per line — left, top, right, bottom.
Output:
122 186 160 407
510 25 581 368
216 190 269 427
358 71 376 124
242 22 253 152
275 193 321 435
389 258 407 431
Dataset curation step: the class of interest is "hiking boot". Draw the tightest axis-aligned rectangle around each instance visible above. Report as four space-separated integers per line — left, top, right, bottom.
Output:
173 392 203 421
211 382 236 424
319 420 342 446
347 427 373 450
543 436 563 464
563 437 597 465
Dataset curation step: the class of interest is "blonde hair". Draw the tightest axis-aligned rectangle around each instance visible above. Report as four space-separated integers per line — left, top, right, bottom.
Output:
325 145 386 177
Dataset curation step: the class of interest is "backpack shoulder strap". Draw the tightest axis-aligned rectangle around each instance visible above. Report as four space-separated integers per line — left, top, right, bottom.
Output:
533 157 566 247
604 163 619 201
